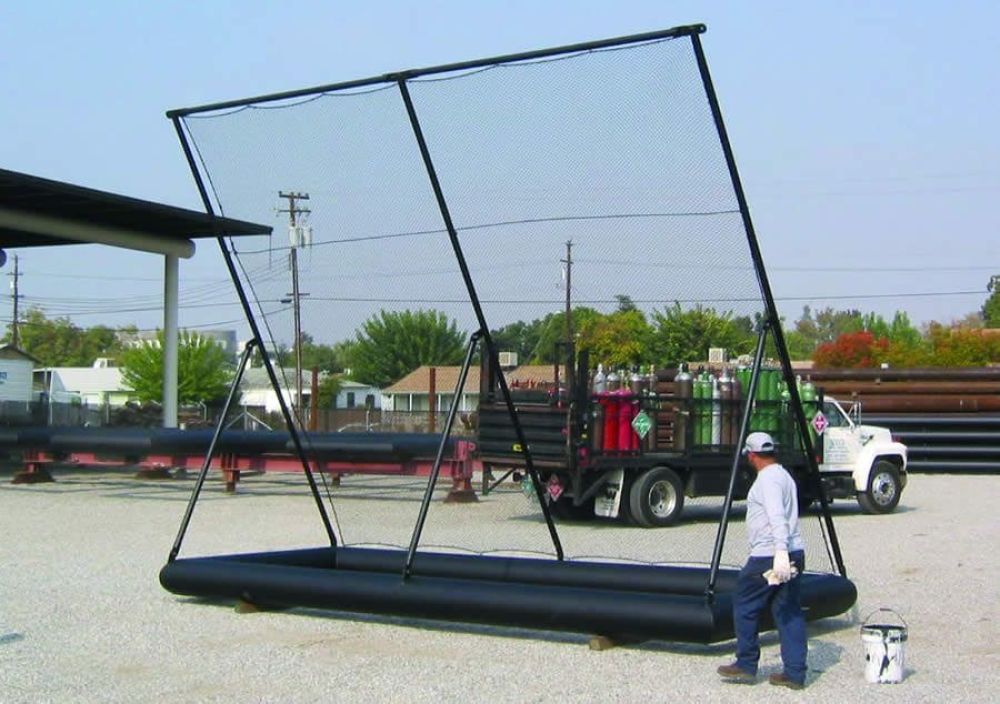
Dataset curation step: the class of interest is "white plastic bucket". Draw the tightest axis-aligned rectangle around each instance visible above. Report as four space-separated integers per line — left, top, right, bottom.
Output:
861 608 908 684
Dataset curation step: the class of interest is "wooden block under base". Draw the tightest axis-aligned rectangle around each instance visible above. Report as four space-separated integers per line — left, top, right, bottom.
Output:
588 634 643 651
443 489 479 504
234 598 289 614
135 467 174 480
12 468 56 484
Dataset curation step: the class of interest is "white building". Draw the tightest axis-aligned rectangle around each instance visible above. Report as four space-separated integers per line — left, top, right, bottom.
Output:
0 345 38 403
35 362 134 408
334 380 381 410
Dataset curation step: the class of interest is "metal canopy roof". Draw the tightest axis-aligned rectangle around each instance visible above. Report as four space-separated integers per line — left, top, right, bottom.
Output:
0 167 271 252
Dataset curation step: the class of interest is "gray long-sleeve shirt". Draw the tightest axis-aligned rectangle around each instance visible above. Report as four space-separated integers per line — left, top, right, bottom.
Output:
746 462 805 557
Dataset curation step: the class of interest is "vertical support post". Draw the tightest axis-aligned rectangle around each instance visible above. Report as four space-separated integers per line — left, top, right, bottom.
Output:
403 331 481 578
163 254 179 428
290 246 304 419
428 367 437 433
309 367 319 432
169 116 338 549
706 324 768 598
691 34 846 577
396 77 563 560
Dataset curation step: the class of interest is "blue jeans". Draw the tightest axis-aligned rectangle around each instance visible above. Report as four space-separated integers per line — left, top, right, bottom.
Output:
733 550 807 684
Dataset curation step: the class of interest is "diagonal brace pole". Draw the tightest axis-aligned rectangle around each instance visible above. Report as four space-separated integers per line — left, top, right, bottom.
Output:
705 324 768 599
168 339 256 562
403 331 482 579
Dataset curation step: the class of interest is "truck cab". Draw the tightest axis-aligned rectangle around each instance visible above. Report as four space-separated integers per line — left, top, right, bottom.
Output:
813 396 908 514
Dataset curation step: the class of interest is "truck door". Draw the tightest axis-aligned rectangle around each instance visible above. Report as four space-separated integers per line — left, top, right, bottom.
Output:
818 400 861 472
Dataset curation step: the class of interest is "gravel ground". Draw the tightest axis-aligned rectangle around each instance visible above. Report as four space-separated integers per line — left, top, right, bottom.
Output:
1 465 997 703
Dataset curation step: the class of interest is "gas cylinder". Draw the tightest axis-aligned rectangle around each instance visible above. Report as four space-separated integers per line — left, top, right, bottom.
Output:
730 368 743 441
702 370 714 446
719 367 733 445
591 390 604 451
800 375 818 444
592 364 606 394
607 368 621 392
645 364 658 451
711 375 722 446
630 366 645 395
765 367 780 432
618 387 635 452
692 370 705 447
602 388 618 452
777 378 790 442
673 364 692 450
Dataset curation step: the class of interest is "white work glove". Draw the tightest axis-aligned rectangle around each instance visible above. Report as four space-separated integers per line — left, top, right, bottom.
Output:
772 549 792 583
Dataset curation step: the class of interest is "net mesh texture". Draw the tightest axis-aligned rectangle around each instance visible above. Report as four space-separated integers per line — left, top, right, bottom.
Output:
179 34 836 575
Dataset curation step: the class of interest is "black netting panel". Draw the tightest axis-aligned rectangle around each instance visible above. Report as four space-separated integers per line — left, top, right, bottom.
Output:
179 34 836 573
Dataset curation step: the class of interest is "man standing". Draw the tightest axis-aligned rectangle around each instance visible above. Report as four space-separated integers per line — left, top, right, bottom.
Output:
717 431 807 689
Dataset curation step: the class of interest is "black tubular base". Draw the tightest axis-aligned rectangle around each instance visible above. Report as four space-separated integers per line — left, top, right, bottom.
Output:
160 547 857 644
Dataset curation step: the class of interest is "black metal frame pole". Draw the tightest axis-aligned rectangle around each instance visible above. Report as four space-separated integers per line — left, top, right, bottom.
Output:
169 116 339 549
395 78 564 560
403 331 482 579
168 25 704 119
690 34 846 576
168 339 257 561
705 324 769 598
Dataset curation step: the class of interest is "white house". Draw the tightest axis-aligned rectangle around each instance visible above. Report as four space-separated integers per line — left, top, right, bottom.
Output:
0 345 38 403
238 367 311 414
35 362 134 408
380 365 556 412
334 380 381 410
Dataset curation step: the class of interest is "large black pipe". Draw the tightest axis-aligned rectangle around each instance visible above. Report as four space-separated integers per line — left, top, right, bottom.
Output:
808 368 1000 381
0 427 455 461
159 548 857 644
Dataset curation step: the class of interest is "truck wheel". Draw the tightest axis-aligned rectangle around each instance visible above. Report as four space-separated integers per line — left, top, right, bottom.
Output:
857 460 902 514
549 496 595 522
628 467 684 527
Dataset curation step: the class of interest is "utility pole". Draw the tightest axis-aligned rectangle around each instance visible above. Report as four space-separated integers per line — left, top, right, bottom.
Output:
8 253 21 348
561 240 573 396
277 191 311 419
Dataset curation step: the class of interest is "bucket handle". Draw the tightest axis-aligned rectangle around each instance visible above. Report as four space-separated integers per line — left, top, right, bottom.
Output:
861 607 907 629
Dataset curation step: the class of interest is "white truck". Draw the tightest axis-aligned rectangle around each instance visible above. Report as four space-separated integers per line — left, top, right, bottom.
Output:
478 372 909 526
810 396 908 514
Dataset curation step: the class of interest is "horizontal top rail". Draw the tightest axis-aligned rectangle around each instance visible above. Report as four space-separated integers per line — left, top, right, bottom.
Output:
167 24 705 118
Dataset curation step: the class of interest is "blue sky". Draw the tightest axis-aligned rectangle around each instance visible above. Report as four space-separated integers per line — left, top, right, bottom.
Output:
1 1 997 343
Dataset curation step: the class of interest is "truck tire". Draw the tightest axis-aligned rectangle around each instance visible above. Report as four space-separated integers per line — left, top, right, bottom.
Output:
628 467 684 527
549 496 595 522
857 460 902 514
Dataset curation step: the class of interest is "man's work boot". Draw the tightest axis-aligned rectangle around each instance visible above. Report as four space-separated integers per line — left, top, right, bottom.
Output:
717 664 755 683
768 672 805 690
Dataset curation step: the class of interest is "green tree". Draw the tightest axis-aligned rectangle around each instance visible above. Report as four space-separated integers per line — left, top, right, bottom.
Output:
5 308 124 366
120 331 233 404
278 333 355 374
346 309 466 388
923 324 1000 366
983 276 1000 327
649 303 755 366
577 309 653 368
529 307 604 364
491 318 545 362
316 373 344 408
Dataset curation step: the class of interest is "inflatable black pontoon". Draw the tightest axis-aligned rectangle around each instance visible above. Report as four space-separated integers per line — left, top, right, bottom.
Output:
160 547 856 643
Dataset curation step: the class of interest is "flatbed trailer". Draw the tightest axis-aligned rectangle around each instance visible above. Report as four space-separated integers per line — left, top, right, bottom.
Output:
477 356 906 526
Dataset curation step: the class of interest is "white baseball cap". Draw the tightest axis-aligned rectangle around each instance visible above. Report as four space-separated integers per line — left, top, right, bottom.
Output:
743 432 775 454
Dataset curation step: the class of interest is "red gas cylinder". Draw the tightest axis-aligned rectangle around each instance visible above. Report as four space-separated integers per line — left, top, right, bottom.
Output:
602 391 619 452
617 389 635 452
